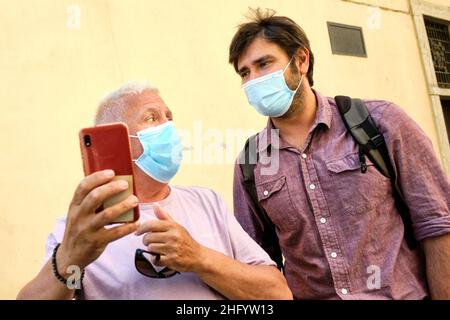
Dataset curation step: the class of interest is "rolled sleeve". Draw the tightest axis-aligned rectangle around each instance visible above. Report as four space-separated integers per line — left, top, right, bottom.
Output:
414 215 450 242
379 103 450 241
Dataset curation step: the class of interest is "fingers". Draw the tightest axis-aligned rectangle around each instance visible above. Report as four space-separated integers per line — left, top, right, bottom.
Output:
154 204 175 222
153 256 171 268
80 179 131 215
147 243 169 255
135 205 175 236
91 195 139 229
103 220 140 244
71 170 115 206
149 253 165 267
135 219 171 236
142 232 168 247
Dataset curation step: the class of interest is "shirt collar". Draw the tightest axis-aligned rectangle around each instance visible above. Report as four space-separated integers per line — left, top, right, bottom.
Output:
257 89 333 153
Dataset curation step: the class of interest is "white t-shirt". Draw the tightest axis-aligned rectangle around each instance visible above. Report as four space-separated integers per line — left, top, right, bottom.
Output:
45 185 275 299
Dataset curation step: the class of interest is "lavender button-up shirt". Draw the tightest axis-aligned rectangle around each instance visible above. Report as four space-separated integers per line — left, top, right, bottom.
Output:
233 90 450 300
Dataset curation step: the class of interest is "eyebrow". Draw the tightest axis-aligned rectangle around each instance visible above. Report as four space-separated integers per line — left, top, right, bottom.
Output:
140 106 173 118
141 106 160 114
137 105 160 117
237 55 275 74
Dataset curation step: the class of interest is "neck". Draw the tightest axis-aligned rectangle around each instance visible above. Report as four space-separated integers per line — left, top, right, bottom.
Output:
271 86 317 150
133 167 171 203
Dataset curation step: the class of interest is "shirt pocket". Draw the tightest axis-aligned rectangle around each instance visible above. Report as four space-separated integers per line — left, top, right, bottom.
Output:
325 152 391 215
255 175 298 231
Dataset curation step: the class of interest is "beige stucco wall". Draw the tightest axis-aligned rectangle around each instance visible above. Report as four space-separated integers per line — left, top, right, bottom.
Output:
0 0 448 299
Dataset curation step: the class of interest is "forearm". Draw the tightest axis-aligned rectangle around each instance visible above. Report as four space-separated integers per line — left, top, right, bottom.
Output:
194 246 292 300
423 233 450 299
16 259 75 300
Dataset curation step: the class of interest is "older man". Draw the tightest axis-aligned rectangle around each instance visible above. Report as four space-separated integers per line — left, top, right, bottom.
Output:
17 82 292 300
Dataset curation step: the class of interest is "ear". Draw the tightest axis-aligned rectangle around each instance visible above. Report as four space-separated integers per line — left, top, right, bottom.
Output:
295 48 310 76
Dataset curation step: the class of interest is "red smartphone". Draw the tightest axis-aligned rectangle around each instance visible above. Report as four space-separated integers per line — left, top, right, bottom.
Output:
79 122 139 223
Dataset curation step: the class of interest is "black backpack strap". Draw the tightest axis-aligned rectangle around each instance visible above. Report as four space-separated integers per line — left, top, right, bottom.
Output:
239 134 284 271
335 96 418 250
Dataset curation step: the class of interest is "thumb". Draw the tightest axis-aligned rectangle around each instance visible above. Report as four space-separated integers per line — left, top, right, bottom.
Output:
153 203 175 222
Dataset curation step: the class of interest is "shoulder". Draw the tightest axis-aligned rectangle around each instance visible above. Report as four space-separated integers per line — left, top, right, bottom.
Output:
362 99 424 138
328 96 407 124
362 99 406 123
330 96 416 132
329 97 395 122
328 96 424 139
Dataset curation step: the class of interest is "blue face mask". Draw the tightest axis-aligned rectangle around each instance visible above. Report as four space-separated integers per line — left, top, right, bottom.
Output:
242 57 303 117
130 121 182 183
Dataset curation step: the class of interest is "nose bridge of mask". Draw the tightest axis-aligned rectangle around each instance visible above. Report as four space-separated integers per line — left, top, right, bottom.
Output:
242 56 295 90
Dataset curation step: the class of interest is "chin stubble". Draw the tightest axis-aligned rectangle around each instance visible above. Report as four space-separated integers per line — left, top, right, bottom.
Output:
277 82 306 120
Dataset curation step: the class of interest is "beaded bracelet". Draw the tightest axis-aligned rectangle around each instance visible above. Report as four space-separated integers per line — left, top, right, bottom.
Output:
52 243 85 288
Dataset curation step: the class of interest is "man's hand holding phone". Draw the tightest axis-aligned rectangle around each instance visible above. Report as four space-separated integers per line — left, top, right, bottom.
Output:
57 170 140 275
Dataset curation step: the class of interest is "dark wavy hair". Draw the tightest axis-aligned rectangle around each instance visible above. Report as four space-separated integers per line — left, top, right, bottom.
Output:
229 8 314 86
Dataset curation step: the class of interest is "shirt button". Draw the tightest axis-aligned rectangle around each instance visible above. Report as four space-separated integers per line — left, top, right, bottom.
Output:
263 190 269 196
320 218 327 224
331 252 337 258
301 153 307 159
309 184 316 190
341 289 348 295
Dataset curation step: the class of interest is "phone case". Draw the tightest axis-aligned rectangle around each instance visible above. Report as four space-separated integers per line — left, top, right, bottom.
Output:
79 122 139 223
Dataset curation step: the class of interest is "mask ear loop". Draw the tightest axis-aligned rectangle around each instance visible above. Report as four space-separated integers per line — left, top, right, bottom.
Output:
282 55 295 74
129 135 139 162
294 74 304 92
283 55 305 93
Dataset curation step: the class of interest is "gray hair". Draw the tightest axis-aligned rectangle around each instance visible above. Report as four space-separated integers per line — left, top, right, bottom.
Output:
95 81 159 124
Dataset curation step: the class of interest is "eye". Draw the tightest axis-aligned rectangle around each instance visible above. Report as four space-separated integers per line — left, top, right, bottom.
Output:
259 60 270 68
145 116 156 122
239 71 249 79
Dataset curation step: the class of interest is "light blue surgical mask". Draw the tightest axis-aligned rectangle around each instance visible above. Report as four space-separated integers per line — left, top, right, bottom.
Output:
130 121 182 183
242 57 303 117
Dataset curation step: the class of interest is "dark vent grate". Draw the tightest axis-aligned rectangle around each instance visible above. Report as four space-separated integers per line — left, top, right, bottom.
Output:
327 22 367 57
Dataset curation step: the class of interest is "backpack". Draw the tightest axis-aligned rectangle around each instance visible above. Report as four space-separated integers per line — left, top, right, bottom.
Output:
238 96 418 271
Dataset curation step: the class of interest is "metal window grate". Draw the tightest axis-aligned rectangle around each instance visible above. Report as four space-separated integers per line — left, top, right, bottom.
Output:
327 22 367 57
425 18 450 88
